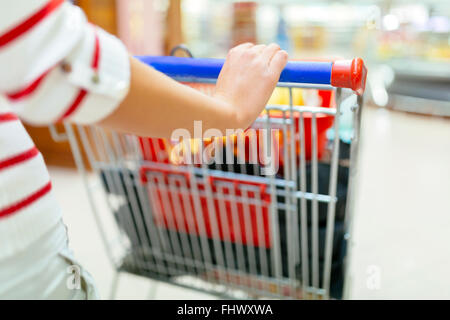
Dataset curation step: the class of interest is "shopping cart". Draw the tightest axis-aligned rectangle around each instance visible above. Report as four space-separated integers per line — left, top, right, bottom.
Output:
50 53 366 300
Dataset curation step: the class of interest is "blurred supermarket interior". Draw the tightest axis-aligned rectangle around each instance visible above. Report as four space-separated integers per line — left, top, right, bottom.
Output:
28 0 450 299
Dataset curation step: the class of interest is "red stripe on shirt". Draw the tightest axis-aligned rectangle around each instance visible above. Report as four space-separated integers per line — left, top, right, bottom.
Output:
92 28 100 70
0 181 52 219
0 147 40 172
5 69 52 101
58 89 87 120
0 0 64 49
58 29 101 121
0 113 19 123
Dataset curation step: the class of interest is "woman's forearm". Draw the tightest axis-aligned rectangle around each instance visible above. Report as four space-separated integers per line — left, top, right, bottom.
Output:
98 57 238 138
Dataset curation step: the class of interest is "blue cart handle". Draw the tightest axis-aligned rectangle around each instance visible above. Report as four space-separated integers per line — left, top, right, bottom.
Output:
136 56 367 95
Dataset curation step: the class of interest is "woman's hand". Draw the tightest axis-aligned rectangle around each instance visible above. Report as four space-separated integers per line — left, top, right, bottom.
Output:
214 43 288 130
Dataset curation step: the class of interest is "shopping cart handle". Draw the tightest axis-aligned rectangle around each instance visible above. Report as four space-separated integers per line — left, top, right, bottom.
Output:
136 56 367 95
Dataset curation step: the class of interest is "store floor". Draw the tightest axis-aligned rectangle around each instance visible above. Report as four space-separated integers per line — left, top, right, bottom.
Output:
344 105 450 299
48 105 450 299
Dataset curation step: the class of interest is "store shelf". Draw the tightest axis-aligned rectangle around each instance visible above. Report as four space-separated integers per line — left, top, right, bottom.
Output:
381 59 450 102
386 59 450 82
386 95 450 117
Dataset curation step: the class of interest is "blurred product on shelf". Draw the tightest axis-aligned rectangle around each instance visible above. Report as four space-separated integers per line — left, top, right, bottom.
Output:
116 0 164 55
291 25 327 54
231 2 258 47
181 0 232 57
275 7 291 53
375 5 449 62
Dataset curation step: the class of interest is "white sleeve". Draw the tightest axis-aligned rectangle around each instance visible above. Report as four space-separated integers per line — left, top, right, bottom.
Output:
0 0 130 125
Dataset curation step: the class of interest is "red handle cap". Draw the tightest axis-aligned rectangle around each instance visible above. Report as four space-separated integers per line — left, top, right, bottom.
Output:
331 58 367 95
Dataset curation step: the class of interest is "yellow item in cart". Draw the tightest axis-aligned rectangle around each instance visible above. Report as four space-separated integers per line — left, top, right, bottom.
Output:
268 87 304 106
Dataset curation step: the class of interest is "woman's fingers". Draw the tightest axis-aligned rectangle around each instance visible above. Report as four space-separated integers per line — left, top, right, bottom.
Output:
228 42 254 58
269 50 289 75
260 43 281 63
226 42 288 78
233 42 254 51
250 44 266 55
233 43 282 65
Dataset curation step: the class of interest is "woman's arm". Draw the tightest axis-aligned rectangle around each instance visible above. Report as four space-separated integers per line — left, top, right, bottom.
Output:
98 43 288 138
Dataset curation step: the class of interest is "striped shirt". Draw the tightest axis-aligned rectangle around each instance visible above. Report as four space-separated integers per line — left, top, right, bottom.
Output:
0 0 130 258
